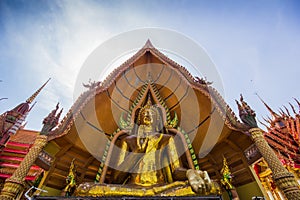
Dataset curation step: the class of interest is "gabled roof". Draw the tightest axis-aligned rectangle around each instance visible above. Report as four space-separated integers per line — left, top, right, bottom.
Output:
261 100 300 166
10 129 38 144
0 78 50 148
49 40 247 140
43 40 254 189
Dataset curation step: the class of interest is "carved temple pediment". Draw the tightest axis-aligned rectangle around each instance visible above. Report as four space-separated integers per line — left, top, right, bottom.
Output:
42 40 255 192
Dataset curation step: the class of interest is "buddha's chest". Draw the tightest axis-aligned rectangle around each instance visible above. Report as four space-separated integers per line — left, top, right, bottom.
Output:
127 134 168 153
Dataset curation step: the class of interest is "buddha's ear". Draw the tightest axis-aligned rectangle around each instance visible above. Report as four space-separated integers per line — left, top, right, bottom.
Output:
135 108 141 124
155 107 164 132
155 124 160 132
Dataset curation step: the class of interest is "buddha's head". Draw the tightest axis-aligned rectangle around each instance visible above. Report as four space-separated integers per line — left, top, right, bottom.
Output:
138 98 160 128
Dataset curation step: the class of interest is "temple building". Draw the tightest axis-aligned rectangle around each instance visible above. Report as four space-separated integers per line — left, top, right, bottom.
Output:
0 40 299 200
249 99 300 199
0 80 50 189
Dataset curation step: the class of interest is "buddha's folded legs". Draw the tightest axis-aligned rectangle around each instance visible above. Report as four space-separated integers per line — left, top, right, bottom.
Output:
75 181 221 197
75 181 193 196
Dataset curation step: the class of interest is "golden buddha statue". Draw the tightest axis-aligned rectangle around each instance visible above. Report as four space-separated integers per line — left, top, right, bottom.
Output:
76 98 220 197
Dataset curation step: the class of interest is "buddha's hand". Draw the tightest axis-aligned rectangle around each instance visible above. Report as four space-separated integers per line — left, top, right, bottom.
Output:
186 169 212 195
134 138 149 153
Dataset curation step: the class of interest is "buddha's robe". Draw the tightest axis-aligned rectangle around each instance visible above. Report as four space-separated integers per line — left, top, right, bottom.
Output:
75 133 200 196
114 133 181 186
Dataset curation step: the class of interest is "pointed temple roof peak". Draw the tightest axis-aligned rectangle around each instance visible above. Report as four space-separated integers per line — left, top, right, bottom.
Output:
10 78 50 116
142 39 155 49
0 80 50 148
256 93 280 120
26 78 51 104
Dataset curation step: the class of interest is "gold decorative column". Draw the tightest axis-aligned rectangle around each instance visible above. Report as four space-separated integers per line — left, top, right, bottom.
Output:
0 135 47 200
236 95 300 200
250 128 300 200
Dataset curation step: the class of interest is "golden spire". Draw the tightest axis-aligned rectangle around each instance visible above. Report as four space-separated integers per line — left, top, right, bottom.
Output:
26 78 50 103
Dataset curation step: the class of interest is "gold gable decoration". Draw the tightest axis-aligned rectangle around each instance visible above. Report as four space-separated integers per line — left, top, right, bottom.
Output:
95 79 199 183
118 80 178 131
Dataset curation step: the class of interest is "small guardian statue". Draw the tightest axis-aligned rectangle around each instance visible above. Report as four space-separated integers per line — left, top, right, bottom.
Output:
63 159 77 197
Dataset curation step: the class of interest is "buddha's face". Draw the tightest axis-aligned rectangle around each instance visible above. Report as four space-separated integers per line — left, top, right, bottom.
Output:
140 108 156 126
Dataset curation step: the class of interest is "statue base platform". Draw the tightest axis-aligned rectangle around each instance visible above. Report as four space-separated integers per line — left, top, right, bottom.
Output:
33 196 222 200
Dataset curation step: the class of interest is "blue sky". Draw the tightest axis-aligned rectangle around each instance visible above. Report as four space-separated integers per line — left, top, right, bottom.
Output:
0 0 299 131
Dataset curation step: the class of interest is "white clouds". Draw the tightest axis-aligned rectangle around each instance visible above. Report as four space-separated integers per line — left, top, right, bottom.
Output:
0 0 162 129
0 0 299 131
